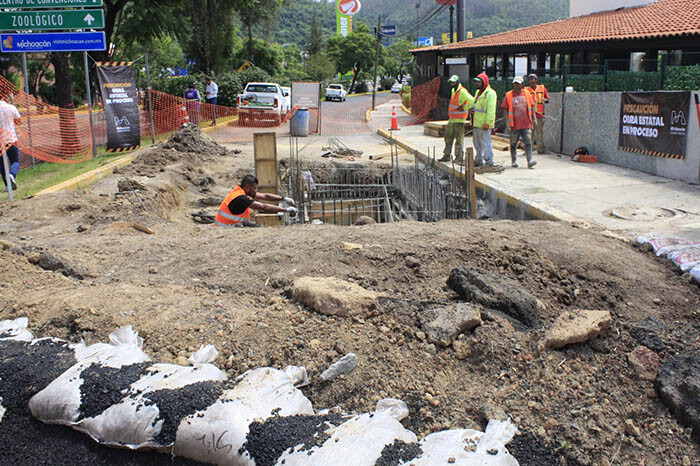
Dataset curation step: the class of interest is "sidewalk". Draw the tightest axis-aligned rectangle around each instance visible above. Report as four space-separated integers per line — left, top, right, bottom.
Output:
377 115 700 241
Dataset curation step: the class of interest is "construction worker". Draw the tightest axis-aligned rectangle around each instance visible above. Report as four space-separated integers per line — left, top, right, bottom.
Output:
501 76 536 169
471 72 497 167
525 74 550 154
439 75 474 164
215 175 297 227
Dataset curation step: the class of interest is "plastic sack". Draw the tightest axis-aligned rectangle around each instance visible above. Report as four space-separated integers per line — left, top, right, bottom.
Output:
405 419 519 465
0 317 34 341
668 246 700 272
636 234 699 257
691 265 700 284
29 325 151 427
173 367 315 465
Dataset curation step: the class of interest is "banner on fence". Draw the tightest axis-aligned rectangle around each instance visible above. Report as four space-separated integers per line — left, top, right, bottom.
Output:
618 91 690 160
97 62 141 152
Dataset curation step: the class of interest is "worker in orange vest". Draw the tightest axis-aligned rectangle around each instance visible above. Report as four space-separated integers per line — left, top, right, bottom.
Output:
439 75 474 165
501 76 536 169
215 175 297 227
525 73 550 154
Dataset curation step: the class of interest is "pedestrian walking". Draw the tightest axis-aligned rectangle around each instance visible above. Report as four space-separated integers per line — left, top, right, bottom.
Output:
184 82 201 126
525 73 550 154
501 76 536 168
0 92 22 191
439 75 474 165
470 72 497 167
205 77 218 126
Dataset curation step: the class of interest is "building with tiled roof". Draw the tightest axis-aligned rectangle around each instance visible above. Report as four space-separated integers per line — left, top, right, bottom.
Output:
411 0 700 87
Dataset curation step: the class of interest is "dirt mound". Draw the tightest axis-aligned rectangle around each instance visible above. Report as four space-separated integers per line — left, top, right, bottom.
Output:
163 124 230 156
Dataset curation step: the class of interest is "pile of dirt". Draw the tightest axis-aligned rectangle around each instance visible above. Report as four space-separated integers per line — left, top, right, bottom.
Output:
163 124 230 156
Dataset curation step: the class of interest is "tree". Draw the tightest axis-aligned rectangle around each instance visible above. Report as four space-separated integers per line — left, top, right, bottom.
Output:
327 22 380 93
307 9 323 55
383 40 414 84
305 52 335 82
233 38 284 76
185 0 237 74
233 0 285 63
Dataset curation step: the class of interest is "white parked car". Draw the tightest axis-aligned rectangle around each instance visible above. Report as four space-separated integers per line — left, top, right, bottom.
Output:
391 83 402 93
237 82 290 125
325 84 347 102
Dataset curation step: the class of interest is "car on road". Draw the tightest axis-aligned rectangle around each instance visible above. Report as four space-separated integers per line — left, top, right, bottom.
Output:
391 83 402 93
237 82 290 125
325 84 347 102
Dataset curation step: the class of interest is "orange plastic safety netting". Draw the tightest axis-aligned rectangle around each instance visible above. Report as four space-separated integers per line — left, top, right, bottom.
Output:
410 77 441 122
0 74 93 164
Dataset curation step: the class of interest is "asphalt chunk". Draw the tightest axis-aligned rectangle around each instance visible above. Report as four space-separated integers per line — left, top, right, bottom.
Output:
78 362 153 420
375 439 424 466
242 413 345 466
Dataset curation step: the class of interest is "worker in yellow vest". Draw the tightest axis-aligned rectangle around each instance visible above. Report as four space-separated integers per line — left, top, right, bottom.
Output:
215 175 297 227
439 75 474 165
501 76 536 169
525 74 550 154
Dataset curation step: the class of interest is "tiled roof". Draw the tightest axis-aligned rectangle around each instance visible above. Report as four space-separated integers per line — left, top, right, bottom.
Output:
412 0 700 53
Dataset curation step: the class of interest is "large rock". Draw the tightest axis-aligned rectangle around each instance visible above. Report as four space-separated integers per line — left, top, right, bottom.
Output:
543 310 612 349
292 277 379 317
420 303 482 347
447 267 542 328
656 352 700 440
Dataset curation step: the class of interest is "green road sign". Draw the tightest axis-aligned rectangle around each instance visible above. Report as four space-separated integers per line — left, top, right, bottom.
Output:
0 9 104 31
0 0 104 7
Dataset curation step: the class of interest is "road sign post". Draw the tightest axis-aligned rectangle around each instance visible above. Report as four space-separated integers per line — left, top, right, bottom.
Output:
0 9 104 31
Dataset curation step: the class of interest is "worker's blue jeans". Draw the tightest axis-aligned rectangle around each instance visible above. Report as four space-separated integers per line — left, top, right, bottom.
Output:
472 127 494 165
1 145 19 186
510 128 533 164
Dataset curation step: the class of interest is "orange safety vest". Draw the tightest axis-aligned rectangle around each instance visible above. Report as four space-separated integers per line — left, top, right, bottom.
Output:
525 84 547 116
448 85 469 121
215 186 251 226
505 90 535 129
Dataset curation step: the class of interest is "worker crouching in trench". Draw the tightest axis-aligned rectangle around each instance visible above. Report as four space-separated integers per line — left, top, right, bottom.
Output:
215 175 297 227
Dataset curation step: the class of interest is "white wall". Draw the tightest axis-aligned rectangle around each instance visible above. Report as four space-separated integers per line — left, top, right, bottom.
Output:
570 0 656 17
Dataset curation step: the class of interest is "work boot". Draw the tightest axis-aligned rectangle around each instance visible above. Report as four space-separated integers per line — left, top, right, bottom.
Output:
474 159 484 167
438 155 451 162
528 160 538 169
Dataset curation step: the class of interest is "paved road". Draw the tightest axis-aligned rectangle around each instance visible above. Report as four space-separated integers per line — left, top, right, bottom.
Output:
209 92 403 144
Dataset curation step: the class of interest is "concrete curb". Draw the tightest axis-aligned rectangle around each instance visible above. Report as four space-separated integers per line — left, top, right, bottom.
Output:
401 103 411 115
365 108 373 123
35 154 137 196
376 128 581 223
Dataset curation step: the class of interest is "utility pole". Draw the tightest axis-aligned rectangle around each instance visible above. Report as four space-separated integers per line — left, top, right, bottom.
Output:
457 0 465 42
372 15 381 111
415 2 420 44
449 4 455 43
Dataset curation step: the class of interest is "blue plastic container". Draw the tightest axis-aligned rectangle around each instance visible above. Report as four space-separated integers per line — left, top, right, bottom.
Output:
290 108 310 137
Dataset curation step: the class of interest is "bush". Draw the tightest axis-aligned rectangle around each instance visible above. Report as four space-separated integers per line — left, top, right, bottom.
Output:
606 70 661 91
353 80 369 93
401 90 411 108
565 74 604 92
380 77 394 91
664 65 700 91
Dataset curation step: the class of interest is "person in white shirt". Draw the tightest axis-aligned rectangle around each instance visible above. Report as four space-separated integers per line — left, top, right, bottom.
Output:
205 77 218 126
0 93 22 191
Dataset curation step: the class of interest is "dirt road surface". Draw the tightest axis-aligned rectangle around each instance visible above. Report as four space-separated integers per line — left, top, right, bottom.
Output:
1 127 699 466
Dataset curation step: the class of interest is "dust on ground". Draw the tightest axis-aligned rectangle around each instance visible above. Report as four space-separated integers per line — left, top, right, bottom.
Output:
1 126 699 466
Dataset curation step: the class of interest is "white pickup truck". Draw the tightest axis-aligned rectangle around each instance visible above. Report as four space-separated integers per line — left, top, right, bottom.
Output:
237 82 290 125
325 84 347 102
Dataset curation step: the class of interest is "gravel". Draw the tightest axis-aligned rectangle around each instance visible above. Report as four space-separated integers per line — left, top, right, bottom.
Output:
241 413 345 466
508 432 584 466
78 363 153 420
374 439 424 466
143 380 226 445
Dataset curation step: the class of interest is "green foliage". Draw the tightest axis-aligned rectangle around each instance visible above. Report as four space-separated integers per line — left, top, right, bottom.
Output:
185 0 237 74
664 65 700 91
327 22 380 93
308 10 324 55
233 38 284 75
234 0 285 60
354 80 369 93
565 74 604 92
606 70 661 92
380 77 394 91
306 52 336 82
383 40 414 83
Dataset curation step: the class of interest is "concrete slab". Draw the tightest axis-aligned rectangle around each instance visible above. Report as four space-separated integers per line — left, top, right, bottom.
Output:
377 117 700 241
